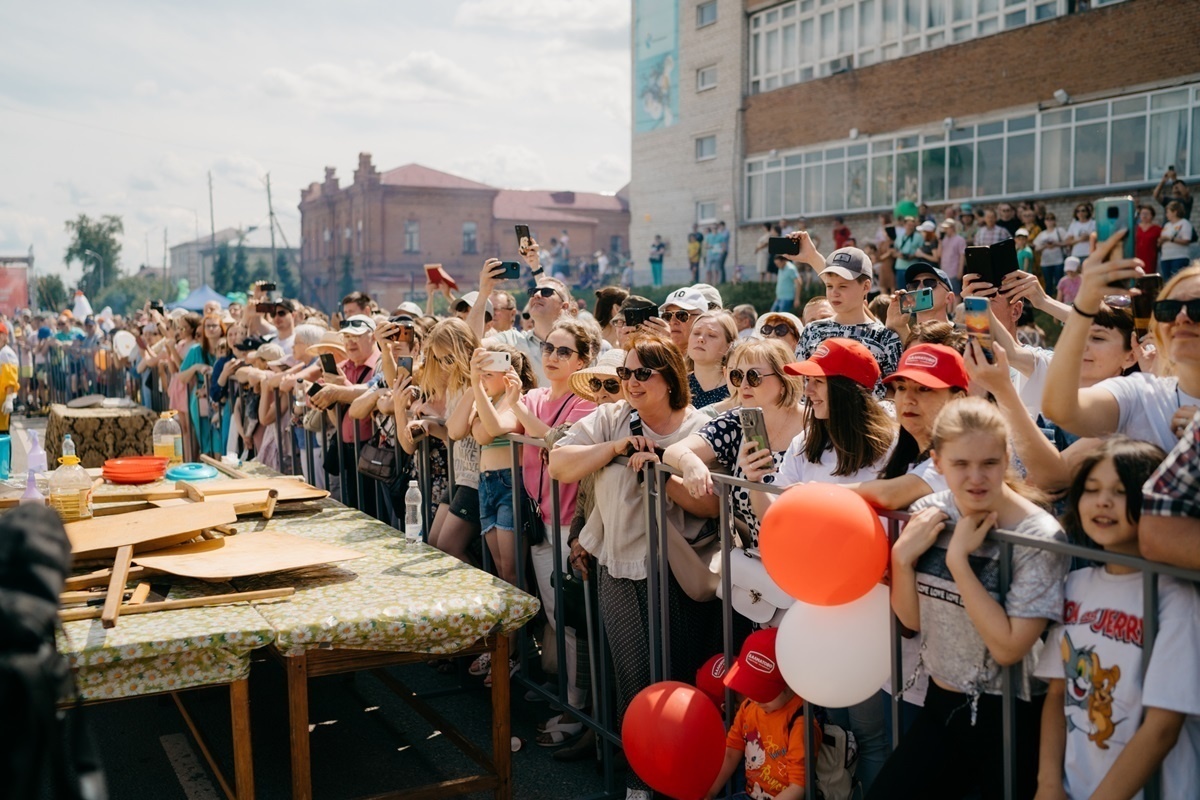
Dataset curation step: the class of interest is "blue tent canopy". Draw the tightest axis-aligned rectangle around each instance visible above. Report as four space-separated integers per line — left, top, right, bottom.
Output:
167 285 230 312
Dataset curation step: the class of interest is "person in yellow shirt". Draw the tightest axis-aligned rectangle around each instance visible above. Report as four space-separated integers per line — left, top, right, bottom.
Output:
0 322 20 433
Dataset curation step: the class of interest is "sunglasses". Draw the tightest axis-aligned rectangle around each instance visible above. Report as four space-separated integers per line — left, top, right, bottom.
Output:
272 308 291 318
531 286 559 298
728 368 777 388
760 323 795 338
540 342 580 359
660 310 695 323
617 366 660 382
906 278 940 291
1153 299 1200 323
588 377 621 394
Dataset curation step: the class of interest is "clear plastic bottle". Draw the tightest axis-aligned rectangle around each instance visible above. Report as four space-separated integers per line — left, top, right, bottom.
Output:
153 410 183 465
49 437 93 521
404 480 422 543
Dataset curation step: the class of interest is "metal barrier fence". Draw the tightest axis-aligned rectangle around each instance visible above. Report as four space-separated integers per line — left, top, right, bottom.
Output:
11 339 137 410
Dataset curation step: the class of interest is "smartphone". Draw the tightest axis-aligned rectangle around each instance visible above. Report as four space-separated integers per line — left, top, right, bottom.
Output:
499 261 522 280
515 224 531 254
306 381 323 399
397 356 414 375
1095 196 1137 283
482 351 511 372
387 317 415 343
319 352 338 375
623 305 657 327
738 407 770 456
259 282 277 293
255 302 276 314
964 245 992 286
963 297 994 363
1131 274 1164 338
768 237 801 256
989 237 1019 284
899 287 935 314
150 300 164 313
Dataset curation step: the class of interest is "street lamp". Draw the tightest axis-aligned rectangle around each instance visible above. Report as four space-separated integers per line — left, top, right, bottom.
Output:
82 248 105 295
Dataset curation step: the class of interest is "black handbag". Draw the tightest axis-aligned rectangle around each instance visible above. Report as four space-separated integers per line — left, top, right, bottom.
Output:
357 427 397 484
519 486 545 546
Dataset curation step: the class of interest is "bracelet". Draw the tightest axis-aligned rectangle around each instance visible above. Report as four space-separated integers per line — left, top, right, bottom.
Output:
530 267 544 277
1072 304 1099 319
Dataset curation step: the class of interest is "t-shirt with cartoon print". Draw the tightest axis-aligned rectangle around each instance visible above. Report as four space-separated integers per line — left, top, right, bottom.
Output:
1033 567 1200 800
727 694 818 798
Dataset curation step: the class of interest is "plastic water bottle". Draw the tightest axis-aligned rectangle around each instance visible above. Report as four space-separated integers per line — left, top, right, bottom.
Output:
404 480 423 543
62 434 75 459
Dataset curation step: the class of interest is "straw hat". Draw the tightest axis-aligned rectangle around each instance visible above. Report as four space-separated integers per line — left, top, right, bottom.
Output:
307 330 348 358
569 348 626 402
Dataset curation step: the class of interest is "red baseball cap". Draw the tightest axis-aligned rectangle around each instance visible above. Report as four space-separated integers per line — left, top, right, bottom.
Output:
883 343 969 391
723 628 788 703
784 337 881 389
695 653 728 708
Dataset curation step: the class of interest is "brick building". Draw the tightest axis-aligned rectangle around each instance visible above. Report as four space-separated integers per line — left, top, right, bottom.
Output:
631 0 1200 280
298 154 630 311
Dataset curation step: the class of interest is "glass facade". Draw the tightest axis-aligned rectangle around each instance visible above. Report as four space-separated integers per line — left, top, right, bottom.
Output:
744 84 1200 220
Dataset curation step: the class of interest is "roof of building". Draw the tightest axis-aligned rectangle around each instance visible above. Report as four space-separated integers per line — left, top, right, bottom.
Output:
492 189 628 225
380 163 497 191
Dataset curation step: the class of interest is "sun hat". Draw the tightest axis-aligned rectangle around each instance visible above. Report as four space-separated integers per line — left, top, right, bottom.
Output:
568 348 626 402
723 628 788 704
307 330 348 358
883 343 969 391
784 338 881 389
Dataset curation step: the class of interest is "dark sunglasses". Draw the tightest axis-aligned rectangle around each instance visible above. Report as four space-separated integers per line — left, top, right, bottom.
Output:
760 323 795 338
906 277 940 291
531 286 559 298
661 310 695 323
588 377 621 394
272 308 291 318
617 366 660 382
540 342 580 359
728 368 777 388
1153 299 1200 323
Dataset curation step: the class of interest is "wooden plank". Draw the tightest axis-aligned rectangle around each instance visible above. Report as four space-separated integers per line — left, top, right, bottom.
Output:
201 453 251 479
179 477 322 501
93 486 188 503
100 545 133 628
66 502 238 558
286 652 313 800
63 565 148 591
128 583 151 605
58 586 294 622
132 532 364 581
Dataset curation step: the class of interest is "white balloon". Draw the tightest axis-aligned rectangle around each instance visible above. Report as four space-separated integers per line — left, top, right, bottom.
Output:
775 583 893 708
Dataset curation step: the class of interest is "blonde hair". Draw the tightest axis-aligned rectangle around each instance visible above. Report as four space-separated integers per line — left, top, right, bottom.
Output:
1151 263 1200 376
420 317 480 396
727 338 803 407
931 397 1045 505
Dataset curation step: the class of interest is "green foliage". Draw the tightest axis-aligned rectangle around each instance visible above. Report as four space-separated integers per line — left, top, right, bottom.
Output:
250 257 271 284
276 252 299 299
35 274 68 312
212 242 232 294
339 254 355 298
93 275 167 316
230 243 249 293
64 213 123 297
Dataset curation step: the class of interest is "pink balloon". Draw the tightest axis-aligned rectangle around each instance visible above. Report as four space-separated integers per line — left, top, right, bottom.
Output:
622 681 726 800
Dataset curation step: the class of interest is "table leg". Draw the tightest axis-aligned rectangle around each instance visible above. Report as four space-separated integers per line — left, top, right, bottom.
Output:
230 678 255 800
285 653 312 800
490 635 512 800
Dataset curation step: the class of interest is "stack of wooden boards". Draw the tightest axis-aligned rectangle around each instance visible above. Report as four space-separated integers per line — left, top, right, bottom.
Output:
57 472 362 628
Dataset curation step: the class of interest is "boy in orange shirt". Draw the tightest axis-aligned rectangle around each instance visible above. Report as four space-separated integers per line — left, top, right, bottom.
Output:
705 628 819 800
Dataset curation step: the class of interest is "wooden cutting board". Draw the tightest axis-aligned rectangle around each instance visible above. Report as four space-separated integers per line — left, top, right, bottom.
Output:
66 502 238 558
177 478 327 503
133 531 364 581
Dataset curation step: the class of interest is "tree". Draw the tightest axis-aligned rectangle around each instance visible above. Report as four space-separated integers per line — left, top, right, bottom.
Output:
64 213 123 297
36 275 68 312
231 242 250 294
276 252 299 300
250 257 271 284
94 275 167 316
211 242 232 295
339 253 355 299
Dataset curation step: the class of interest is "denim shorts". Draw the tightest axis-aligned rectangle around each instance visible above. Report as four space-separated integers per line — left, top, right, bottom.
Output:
478 469 515 536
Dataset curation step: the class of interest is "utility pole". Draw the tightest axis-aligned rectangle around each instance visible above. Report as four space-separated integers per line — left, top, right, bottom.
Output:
265 172 278 284
163 227 169 300
207 170 216 289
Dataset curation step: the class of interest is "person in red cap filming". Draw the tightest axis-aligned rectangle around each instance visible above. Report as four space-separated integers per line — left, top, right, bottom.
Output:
705 629 819 800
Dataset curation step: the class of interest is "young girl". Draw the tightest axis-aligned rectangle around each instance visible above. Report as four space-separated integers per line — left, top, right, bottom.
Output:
870 398 1069 800
1033 438 1200 800
687 312 736 409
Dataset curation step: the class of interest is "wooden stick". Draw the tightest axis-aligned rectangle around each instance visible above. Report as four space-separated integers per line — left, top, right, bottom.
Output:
60 588 128 606
63 565 147 591
263 489 279 520
201 454 251 479
128 583 151 605
211 524 237 536
101 545 134 628
59 587 295 622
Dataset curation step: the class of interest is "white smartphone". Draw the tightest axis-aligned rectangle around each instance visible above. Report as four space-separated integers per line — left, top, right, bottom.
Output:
482 351 511 372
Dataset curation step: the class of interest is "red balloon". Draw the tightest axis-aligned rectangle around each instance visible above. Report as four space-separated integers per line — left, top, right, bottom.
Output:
621 681 726 800
759 482 888 606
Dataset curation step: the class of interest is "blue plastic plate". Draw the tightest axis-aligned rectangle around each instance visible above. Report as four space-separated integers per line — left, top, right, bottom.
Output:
166 463 219 482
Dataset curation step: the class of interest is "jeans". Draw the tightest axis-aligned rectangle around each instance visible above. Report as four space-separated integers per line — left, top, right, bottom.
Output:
650 259 663 287
771 297 793 313
826 691 889 794
1161 256 1191 281
1041 262 1063 297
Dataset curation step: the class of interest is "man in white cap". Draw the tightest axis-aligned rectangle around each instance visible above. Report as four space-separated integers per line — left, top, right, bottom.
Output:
454 291 493 326
658 287 707 352
790 236 902 382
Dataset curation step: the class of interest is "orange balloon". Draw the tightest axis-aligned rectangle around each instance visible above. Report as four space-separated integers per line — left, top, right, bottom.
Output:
622 681 725 800
759 482 888 606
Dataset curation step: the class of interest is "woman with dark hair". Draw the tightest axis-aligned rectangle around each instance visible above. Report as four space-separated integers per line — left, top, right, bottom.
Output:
612 295 672 349
593 286 629 348
550 335 719 800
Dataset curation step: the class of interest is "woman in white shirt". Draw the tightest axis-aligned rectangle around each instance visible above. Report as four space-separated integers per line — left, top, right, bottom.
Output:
1063 202 1096 259
1158 199 1195 281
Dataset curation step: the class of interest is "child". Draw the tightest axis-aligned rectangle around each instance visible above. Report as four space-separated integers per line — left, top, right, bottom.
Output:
1033 437 1200 799
706 628 818 800
1056 257 1082 305
871 398 1069 799
1015 227 1035 278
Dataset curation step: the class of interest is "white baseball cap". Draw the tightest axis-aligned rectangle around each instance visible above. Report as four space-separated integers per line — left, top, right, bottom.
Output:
660 287 707 314
1064 256 1082 273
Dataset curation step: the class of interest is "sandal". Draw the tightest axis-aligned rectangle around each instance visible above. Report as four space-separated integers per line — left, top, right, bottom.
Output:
468 653 491 677
536 722 584 747
537 712 579 734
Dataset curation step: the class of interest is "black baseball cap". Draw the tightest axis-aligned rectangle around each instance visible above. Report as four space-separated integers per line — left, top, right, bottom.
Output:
904 261 952 290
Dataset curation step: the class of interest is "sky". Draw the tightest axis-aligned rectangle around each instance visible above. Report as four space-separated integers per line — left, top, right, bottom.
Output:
0 0 631 281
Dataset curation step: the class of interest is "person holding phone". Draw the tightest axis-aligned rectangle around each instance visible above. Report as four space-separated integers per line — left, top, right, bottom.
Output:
612 295 670 349
1153 168 1194 220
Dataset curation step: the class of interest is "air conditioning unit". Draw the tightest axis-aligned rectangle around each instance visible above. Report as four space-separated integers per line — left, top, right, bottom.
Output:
828 56 853 75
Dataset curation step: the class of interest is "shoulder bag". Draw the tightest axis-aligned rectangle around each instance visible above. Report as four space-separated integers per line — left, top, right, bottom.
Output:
716 548 795 627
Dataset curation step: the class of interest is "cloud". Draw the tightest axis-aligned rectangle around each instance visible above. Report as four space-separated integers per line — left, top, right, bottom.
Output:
450 145 547 190
129 175 159 192
454 0 628 36
211 154 267 192
586 155 629 188
133 79 158 97
0 209 55 253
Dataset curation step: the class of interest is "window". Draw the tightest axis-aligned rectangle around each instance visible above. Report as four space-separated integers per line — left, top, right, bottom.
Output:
609 235 623 255
695 134 717 161
460 221 478 255
404 220 420 253
749 0 1063 94
696 201 717 224
697 65 718 92
697 1 717 28
743 82 1200 219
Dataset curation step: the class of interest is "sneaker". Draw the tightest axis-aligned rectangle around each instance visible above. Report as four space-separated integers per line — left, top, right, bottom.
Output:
468 653 491 677
483 658 518 688
625 791 651 800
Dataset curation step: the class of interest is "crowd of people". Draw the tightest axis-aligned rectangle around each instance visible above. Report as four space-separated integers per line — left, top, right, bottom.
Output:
6 177 1200 798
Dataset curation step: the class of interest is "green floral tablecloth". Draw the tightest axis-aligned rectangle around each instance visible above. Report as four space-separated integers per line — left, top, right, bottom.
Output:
56 581 277 702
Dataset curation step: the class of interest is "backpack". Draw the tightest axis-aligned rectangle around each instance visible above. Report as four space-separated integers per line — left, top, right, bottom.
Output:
0 505 107 800
781 703 859 800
